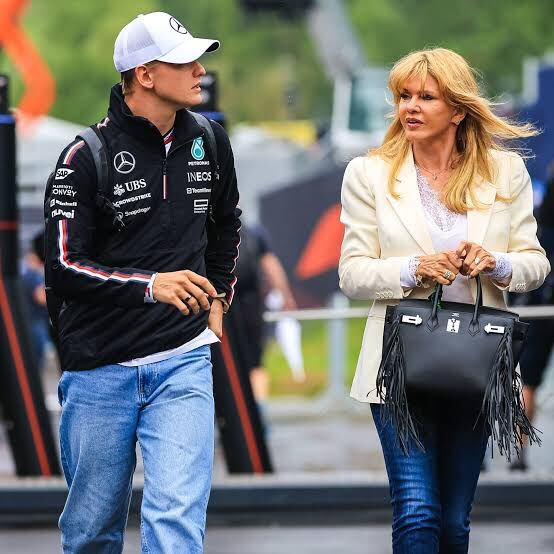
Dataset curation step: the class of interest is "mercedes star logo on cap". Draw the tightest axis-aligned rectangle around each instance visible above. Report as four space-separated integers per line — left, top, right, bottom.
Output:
169 16 187 34
114 151 136 174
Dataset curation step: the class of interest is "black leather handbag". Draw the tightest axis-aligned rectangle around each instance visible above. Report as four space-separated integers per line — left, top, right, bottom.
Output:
376 275 539 458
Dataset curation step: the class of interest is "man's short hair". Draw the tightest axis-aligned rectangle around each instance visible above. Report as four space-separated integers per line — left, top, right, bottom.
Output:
121 69 135 95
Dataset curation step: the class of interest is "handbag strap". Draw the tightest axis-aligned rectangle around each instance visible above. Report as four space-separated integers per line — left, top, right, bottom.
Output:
430 274 483 331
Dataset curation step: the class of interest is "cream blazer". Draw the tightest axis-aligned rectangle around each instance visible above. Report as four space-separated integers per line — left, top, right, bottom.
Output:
339 149 551 403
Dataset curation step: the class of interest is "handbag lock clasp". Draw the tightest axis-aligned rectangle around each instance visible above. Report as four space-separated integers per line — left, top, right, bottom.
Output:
401 314 423 325
484 323 505 334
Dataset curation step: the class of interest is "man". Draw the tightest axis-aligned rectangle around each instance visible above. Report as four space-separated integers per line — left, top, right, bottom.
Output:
511 164 554 471
44 12 240 552
21 231 51 370
234 225 297 404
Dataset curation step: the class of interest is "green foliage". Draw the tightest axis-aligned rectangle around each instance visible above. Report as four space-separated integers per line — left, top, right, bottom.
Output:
160 0 331 124
3 1 554 131
0 0 161 123
264 317 365 397
346 0 554 96
0 0 331 126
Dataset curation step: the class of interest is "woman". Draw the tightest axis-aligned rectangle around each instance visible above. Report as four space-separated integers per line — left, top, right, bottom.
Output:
339 48 550 553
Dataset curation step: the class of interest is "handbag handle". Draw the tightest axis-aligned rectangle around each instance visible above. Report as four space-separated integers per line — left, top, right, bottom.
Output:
429 274 483 332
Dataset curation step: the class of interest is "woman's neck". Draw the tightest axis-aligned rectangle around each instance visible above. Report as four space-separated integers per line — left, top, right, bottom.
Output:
412 138 456 172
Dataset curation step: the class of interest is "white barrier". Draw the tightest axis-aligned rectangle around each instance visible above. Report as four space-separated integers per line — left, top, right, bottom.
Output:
263 303 554 399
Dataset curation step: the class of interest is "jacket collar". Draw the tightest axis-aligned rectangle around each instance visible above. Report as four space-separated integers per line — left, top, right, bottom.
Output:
386 147 497 255
107 84 204 150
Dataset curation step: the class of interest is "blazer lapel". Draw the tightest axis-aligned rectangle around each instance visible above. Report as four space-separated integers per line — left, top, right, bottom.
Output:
386 150 436 255
467 179 496 246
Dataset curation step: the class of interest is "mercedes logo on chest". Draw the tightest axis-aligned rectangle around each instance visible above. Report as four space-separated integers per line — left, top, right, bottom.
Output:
114 151 136 174
169 17 187 34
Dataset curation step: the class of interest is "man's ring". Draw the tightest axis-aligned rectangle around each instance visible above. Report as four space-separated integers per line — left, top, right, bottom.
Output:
443 270 453 280
184 295 192 303
474 256 481 265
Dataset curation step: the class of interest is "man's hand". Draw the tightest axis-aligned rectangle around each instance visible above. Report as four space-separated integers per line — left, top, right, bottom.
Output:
153 270 217 315
208 298 224 339
416 251 462 286
455 241 496 278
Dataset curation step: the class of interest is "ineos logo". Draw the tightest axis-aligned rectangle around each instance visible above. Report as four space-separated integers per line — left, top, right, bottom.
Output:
169 17 187 34
114 151 136 174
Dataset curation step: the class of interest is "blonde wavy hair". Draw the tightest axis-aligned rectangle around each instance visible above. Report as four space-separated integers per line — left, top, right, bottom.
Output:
371 48 538 213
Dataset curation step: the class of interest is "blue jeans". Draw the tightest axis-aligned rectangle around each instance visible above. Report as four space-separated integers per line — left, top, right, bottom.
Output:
371 401 489 554
58 345 214 553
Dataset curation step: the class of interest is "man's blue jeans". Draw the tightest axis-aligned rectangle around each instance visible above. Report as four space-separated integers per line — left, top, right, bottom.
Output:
58 345 214 553
371 401 489 554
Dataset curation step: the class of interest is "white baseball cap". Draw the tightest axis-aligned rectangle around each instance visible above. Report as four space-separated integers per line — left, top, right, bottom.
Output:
114 12 220 73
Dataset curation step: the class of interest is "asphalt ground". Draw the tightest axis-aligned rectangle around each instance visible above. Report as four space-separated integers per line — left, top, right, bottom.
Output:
0 353 553 553
0 522 553 553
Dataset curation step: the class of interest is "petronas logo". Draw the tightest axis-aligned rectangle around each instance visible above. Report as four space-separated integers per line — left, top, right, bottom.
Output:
191 137 205 161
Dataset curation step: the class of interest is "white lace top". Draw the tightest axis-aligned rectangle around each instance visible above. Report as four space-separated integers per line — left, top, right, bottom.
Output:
400 169 512 302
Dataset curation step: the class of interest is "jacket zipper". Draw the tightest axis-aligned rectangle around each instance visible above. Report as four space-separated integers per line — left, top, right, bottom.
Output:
162 137 195 201
162 158 167 200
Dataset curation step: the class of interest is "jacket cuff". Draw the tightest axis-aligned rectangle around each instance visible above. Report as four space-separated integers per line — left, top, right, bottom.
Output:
144 273 158 304
214 292 229 313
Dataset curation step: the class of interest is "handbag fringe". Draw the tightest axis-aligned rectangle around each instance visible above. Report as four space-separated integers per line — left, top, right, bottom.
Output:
375 313 423 454
480 325 541 461
376 316 540 459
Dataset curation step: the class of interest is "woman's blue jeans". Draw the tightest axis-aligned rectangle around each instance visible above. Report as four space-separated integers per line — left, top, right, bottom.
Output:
371 401 489 554
57 345 214 553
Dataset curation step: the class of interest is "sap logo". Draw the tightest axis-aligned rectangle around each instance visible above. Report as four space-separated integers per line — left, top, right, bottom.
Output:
114 179 147 196
55 168 74 180
187 171 211 183
51 209 75 219
194 199 209 214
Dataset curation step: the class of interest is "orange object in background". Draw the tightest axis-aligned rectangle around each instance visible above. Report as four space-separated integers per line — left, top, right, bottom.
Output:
0 0 55 126
295 203 343 279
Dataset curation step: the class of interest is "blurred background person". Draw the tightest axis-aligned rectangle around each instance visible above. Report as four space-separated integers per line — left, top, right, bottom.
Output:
511 160 554 471
21 231 51 371
234 224 297 412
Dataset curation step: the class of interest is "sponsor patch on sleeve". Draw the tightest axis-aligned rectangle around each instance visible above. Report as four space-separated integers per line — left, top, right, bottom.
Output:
51 182 77 197
55 168 75 180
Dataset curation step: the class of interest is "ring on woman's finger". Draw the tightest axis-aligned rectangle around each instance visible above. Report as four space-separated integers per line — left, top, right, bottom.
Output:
474 256 481 265
443 270 453 280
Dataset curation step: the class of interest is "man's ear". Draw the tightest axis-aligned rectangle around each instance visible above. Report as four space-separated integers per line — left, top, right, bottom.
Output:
134 65 155 90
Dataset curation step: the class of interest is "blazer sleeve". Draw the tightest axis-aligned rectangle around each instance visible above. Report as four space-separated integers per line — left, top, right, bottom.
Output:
338 157 411 300
494 155 551 293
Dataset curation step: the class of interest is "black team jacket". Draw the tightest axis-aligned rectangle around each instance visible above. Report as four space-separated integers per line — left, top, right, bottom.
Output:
44 84 241 371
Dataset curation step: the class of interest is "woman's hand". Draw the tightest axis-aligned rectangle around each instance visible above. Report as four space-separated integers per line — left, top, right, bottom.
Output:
455 241 496 278
416 251 462 286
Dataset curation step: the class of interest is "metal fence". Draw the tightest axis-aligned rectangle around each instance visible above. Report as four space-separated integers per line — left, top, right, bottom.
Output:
263 296 554 399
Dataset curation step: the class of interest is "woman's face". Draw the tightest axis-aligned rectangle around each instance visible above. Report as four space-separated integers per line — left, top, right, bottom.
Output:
398 74 463 144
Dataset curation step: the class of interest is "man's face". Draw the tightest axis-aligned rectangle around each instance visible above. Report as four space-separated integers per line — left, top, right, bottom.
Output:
147 60 206 109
